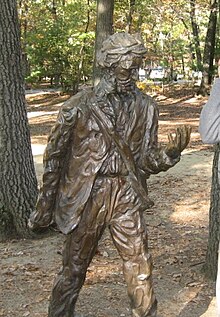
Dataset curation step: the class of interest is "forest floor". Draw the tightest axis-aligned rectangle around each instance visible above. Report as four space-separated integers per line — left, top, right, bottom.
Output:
0 83 217 317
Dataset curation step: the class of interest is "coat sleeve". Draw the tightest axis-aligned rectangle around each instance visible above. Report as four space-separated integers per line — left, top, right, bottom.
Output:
199 78 220 144
29 96 79 229
139 97 180 175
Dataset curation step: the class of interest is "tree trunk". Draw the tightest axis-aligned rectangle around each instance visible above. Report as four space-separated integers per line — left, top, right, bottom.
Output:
0 0 38 241
93 0 114 86
126 0 135 33
203 144 220 280
197 0 218 96
52 0 57 19
18 0 31 78
75 0 91 92
207 0 218 84
189 0 202 71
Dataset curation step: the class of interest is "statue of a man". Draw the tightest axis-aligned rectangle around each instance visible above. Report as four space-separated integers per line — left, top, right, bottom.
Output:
29 32 191 317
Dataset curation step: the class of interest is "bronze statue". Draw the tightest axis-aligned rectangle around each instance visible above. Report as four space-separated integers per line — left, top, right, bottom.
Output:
29 32 191 317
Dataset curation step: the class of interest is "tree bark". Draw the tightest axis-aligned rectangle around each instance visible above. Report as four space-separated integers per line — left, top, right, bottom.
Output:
189 0 202 71
93 0 114 86
75 0 91 92
126 0 135 33
206 0 218 85
197 0 218 95
0 0 38 240
203 144 220 280
18 0 30 78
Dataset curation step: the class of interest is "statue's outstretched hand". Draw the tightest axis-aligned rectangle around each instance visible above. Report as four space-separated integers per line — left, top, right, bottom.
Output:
165 125 191 159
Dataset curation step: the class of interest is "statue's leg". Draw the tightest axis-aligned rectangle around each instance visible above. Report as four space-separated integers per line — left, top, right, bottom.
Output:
48 182 108 317
48 232 96 317
109 186 157 317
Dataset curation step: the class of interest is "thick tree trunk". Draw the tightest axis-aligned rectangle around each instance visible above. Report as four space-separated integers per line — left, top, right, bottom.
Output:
0 0 38 240
203 144 220 280
93 0 114 86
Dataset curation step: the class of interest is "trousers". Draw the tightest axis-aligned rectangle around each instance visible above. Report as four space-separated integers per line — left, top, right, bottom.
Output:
48 175 157 317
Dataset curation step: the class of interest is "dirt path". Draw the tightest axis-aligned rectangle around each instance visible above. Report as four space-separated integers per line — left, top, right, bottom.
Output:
0 87 217 317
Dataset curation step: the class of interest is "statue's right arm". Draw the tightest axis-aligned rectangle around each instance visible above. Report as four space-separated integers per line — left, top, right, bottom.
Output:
42 103 78 193
29 99 79 229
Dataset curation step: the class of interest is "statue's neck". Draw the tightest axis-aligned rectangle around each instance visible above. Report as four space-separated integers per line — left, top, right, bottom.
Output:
94 73 116 99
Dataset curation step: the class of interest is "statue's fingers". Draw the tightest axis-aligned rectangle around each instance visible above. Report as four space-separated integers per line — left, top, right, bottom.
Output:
186 126 192 144
183 125 191 144
180 125 191 151
175 127 182 150
168 132 174 145
188 125 192 137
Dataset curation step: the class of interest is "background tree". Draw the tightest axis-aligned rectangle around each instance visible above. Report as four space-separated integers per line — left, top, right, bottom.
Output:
189 0 202 71
198 0 218 95
75 0 93 91
17 0 219 90
18 0 30 78
93 0 114 85
125 0 136 33
0 0 38 241
20 0 96 92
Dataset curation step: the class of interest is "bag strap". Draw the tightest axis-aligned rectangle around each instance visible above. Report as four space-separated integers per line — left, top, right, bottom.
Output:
91 102 154 208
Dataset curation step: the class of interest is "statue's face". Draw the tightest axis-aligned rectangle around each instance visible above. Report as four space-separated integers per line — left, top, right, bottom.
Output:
113 54 142 91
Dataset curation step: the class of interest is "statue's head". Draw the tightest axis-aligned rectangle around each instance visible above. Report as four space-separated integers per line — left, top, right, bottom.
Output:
97 32 146 91
98 32 146 69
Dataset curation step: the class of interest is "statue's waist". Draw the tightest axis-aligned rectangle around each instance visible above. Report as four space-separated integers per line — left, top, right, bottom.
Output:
98 170 129 177
99 152 128 176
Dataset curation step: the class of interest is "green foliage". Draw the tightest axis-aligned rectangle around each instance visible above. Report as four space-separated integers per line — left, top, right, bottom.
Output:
18 0 219 88
115 0 212 75
19 0 96 90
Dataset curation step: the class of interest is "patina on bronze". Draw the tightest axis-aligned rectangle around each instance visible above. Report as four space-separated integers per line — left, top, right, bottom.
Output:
29 32 191 317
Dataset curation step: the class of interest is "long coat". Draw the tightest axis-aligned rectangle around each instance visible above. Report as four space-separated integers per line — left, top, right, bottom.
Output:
30 85 179 234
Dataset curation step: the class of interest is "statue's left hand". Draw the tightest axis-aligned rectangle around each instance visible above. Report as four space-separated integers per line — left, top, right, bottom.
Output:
28 208 53 232
165 125 191 159
28 217 49 234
